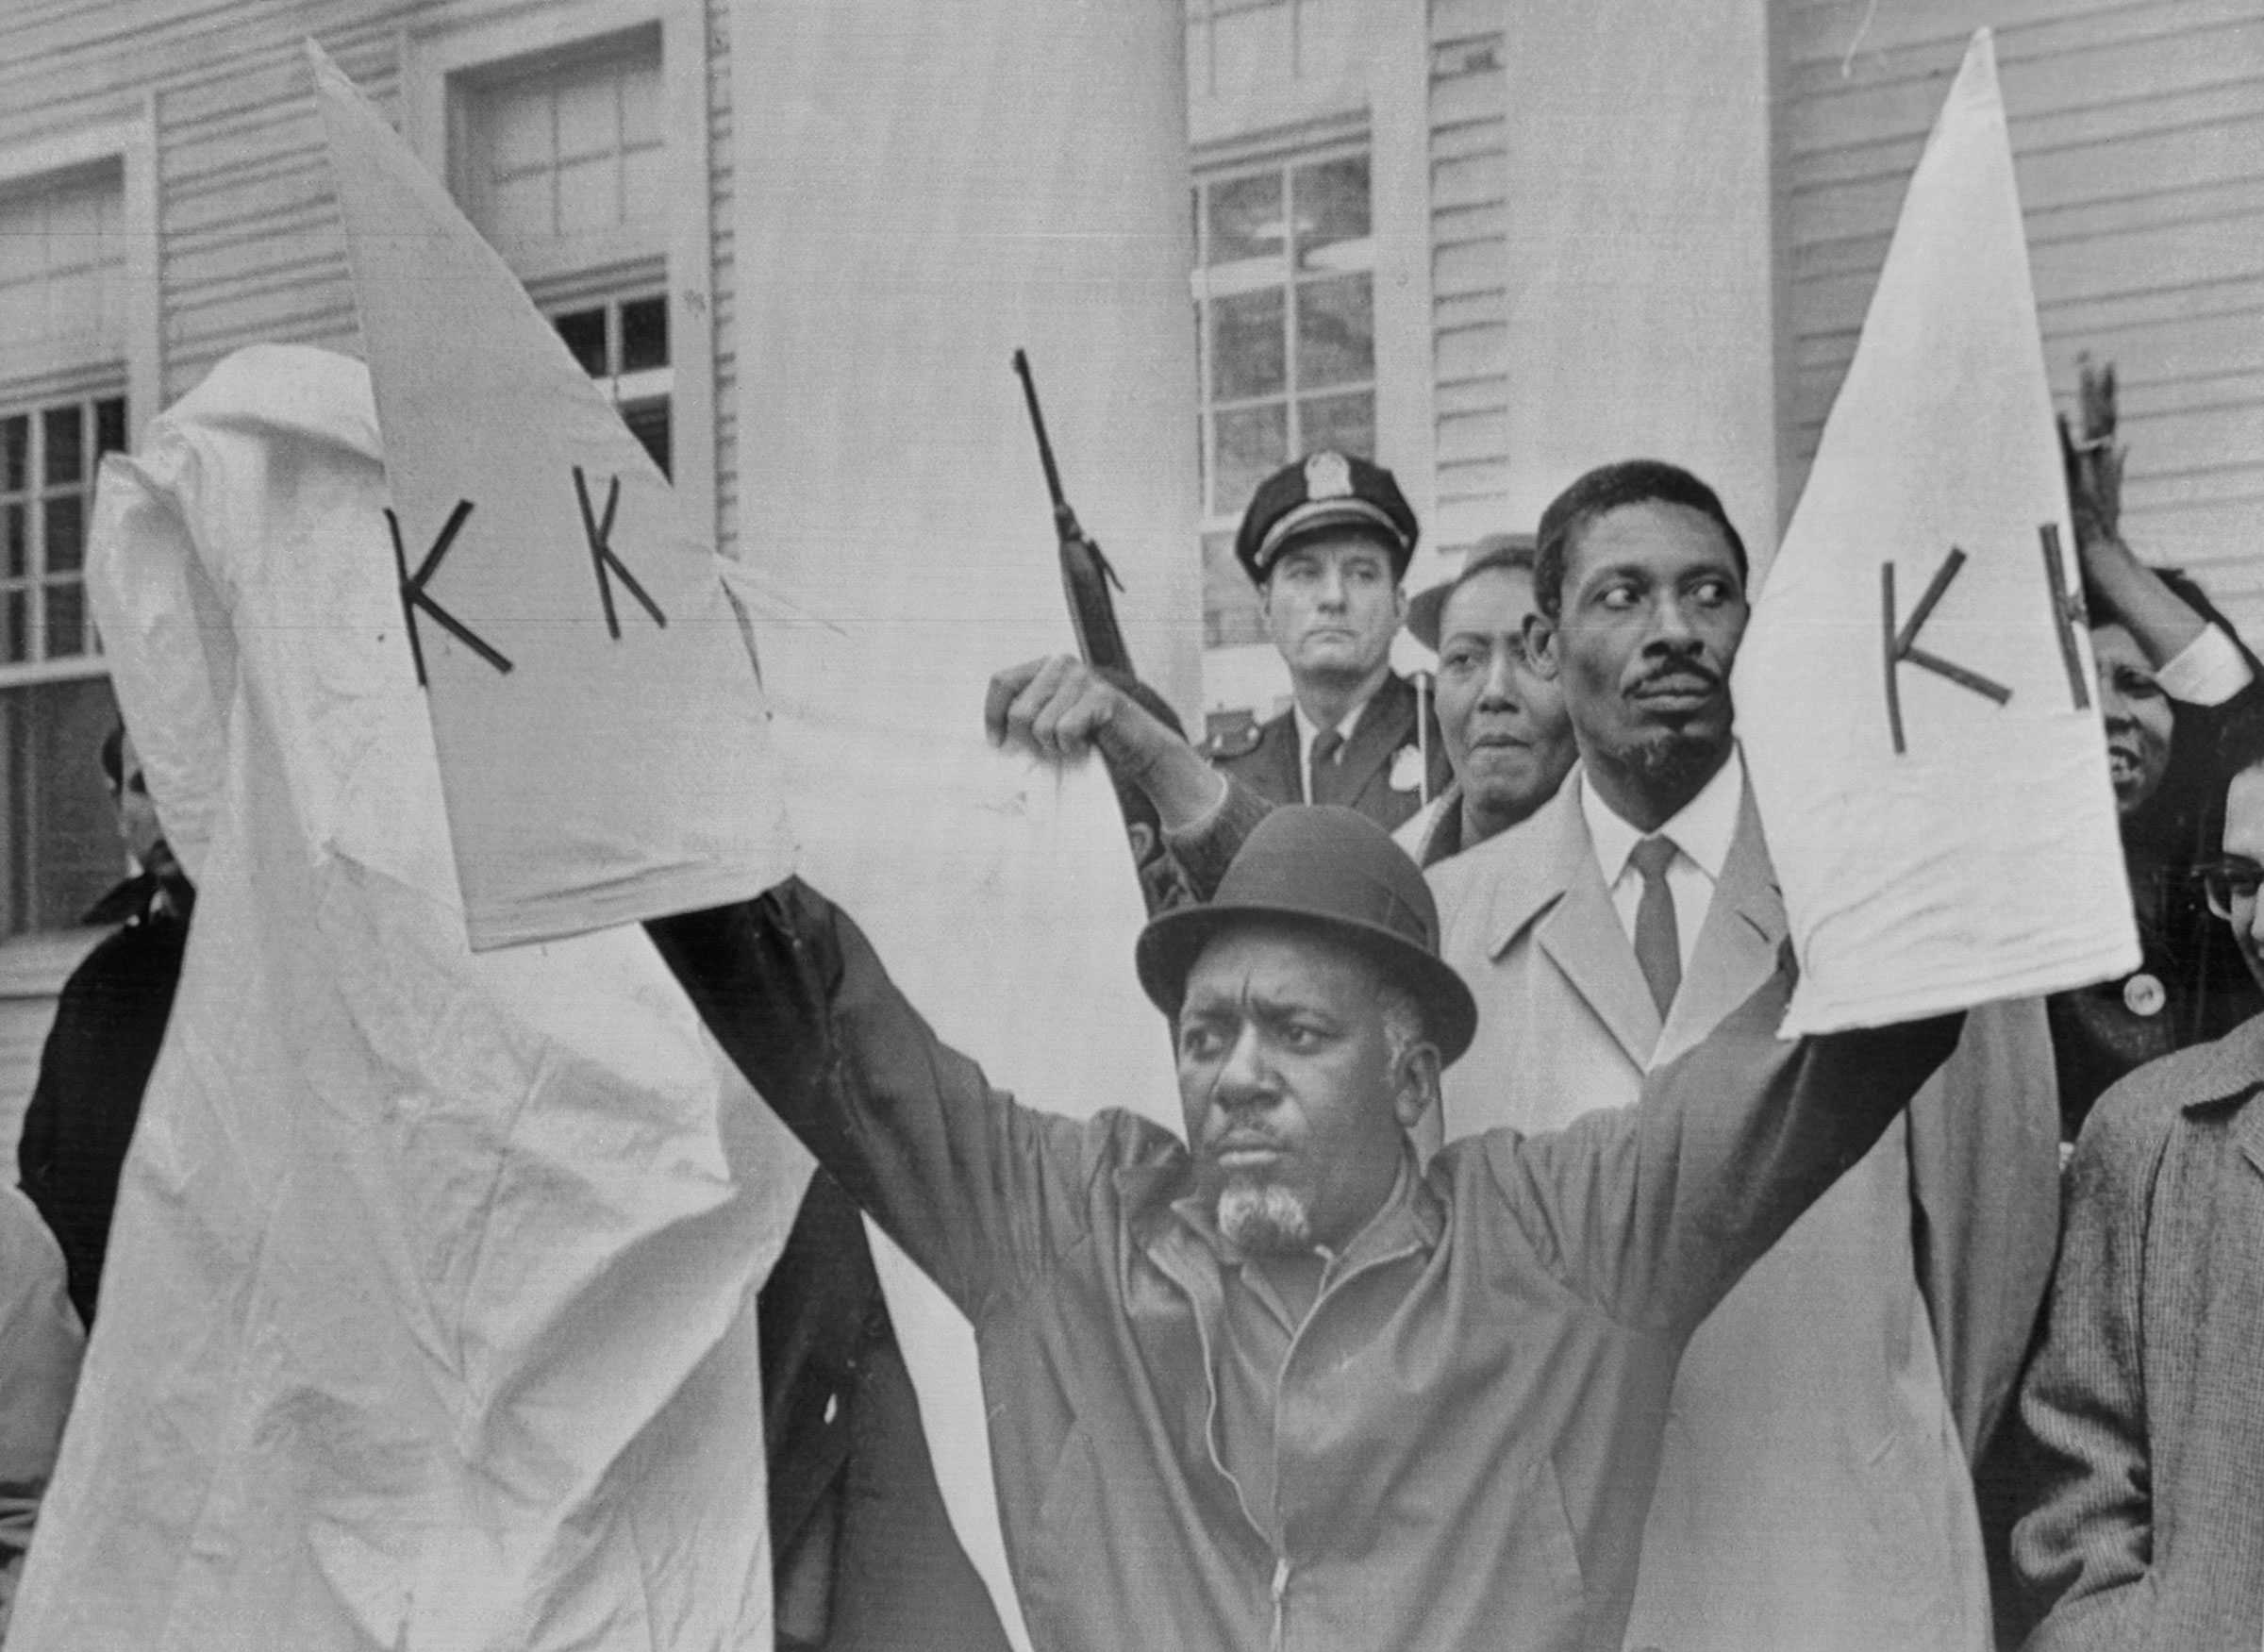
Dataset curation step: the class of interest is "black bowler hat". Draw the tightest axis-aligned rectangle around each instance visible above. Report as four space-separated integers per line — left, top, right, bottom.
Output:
1135 806 1478 1065
1234 451 1420 587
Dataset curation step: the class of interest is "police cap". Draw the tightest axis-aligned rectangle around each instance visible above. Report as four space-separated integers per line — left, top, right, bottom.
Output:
1234 451 1419 588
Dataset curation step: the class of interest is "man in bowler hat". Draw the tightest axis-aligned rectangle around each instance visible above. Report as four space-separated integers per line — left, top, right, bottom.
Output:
647 801 1963 1651
1204 451 1451 831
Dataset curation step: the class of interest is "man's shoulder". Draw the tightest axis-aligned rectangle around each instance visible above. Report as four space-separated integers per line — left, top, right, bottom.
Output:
1201 707 1290 768
2074 1012 2264 1182
2101 1011 2264 1118
1367 667 1423 726
1425 776 1584 909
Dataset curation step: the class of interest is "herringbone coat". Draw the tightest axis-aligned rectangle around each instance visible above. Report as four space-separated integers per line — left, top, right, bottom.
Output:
2016 1014 2264 1649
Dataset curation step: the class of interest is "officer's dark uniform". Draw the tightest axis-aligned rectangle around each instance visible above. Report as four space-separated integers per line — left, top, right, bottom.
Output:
1203 451 1449 833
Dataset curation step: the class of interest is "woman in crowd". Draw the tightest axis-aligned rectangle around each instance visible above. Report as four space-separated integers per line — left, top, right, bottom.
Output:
2046 361 2263 1143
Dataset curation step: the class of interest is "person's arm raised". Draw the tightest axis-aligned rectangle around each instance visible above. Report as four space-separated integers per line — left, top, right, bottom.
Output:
1492 961 1965 1334
984 655 1225 830
2062 359 2216 671
646 882 1111 1322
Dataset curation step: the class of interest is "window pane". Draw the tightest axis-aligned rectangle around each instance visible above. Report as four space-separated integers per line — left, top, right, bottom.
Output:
1298 391 1374 459
44 582 85 658
1294 275 1373 390
483 84 556 175
555 155 618 236
554 69 620 162
3 504 22 579
1205 171 1284 267
1 675 125 935
554 306 608 375
1 417 25 493
621 397 671 478
1210 288 1285 400
1202 527 1268 650
621 295 669 372
94 396 125 458
1212 402 1286 516
488 173 556 243
42 405 81 488
1293 156 1370 269
44 494 83 575
4 591 25 664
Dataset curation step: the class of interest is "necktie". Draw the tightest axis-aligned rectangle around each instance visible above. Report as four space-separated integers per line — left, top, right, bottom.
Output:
1630 835 1682 1019
1307 727 1345 805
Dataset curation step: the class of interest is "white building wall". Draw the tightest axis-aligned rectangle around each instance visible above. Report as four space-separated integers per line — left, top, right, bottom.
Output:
1788 0 2264 632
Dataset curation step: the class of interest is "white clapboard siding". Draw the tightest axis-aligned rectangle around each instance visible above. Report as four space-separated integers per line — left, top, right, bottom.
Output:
1787 0 2264 631
0 0 710 424
1428 11 1513 551
708 0 738 559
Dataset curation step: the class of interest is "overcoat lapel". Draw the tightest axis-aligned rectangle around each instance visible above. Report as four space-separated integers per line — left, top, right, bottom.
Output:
1531 781 1662 1071
1657 785 1785 1067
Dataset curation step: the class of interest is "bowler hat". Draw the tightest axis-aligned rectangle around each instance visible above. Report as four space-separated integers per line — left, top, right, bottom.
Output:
1235 451 1419 587
1135 806 1478 1065
1406 532 1537 652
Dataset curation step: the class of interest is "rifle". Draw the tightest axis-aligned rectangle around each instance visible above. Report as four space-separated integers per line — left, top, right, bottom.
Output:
1011 349 1132 673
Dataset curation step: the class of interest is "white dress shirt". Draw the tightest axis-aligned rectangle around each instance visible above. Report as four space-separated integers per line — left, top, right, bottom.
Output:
2156 623 2254 708
1580 744 1746 975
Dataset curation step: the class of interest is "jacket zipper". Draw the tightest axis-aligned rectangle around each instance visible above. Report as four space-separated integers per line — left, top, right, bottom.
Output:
1261 1239 1419 1652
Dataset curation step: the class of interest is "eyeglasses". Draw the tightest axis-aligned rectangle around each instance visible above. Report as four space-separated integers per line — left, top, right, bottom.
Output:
2195 857 2264 919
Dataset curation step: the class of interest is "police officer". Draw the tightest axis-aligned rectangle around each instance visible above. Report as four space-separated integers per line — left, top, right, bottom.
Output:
1203 451 1451 832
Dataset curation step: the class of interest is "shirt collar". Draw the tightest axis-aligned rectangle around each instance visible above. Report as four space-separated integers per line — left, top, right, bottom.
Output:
1293 688 1373 759
1580 743 1745 888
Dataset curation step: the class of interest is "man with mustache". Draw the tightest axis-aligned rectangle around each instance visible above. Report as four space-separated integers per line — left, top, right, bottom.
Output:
1427 459 2060 1651
1202 452 1451 832
647 804 1967 1652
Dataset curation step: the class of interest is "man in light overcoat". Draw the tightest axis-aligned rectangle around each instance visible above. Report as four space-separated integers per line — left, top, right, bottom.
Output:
1428 460 2062 1652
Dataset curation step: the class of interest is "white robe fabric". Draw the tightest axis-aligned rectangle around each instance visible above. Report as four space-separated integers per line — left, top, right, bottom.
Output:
1733 30 2136 1034
7 345 811 1652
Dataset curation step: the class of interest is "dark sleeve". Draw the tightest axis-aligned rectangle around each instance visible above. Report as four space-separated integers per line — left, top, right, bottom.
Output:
1906 995 2063 1460
1490 964 1965 1336
645 880 1115 1323
1161 776 1277 904
2010 1093 2165 1647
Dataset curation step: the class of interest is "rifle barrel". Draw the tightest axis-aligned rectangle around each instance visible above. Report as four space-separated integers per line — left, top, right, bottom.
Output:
1010 350 1073 515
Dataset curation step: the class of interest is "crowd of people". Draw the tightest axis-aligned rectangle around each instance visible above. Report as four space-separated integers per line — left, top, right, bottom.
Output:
6 357 2263 1650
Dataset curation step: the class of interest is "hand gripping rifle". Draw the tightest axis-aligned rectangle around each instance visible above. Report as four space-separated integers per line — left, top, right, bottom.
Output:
1011 351 1199 912
1012 350 1132 674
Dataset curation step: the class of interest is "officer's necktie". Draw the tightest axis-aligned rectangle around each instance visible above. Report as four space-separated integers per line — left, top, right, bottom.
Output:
1307 727 1346 805
1630 835 1682 1019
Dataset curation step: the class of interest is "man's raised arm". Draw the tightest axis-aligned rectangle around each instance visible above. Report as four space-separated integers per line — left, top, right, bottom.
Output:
647 884 1117 1322
1493 964 1967 1336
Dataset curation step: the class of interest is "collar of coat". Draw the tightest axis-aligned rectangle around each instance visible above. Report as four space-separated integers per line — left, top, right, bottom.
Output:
2173 1010 2264 1116
1446 766 1782 961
